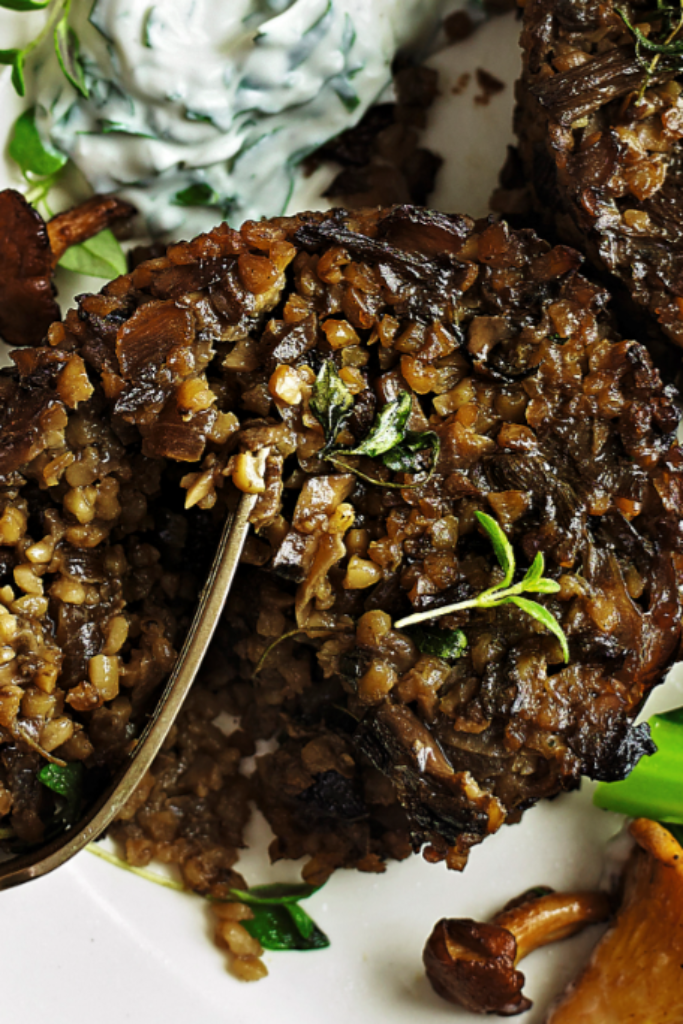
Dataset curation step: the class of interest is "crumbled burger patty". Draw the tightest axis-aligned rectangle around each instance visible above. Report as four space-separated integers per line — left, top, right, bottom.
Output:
0 204 681 887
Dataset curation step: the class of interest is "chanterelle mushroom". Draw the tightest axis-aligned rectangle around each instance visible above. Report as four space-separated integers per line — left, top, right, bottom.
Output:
423 887 611 1015
546 819 683 1023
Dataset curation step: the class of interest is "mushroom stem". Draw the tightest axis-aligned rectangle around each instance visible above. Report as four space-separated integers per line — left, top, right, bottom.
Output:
493 891 612 962
423 887 612 1016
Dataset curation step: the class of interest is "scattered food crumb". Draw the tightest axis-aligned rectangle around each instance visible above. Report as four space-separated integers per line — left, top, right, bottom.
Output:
451 73 471 96
474 68 506 106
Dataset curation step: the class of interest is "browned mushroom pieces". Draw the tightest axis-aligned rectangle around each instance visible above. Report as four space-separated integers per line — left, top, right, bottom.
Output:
46 193 136 264
424 918 529 1016
0 188 60 346
547 820 683 1023
423 890 611 1016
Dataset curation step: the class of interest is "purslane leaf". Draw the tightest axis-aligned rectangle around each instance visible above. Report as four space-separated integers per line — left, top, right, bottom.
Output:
508 596 569 663
286 902 316 939
241 904 330 951
347 390 411 458
54 17 89 97
0 47 26 96
9 107 68 176
474 511 514 589
58 228 127 278
310 360 354 454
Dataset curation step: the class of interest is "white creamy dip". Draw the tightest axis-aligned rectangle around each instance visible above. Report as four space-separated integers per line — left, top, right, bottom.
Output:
32 0 446 237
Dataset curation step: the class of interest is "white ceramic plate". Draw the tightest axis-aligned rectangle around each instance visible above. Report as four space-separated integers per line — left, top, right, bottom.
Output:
2 8 683 1023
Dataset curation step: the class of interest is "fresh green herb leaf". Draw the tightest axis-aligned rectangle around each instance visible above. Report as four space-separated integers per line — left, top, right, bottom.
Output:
474 511 514 590
347 391 411 458
54 17 89 98
594 707 683 822
310 360 354 455
525 577 561 595
229 882 322 905
98 119 157 138
395 513 569 661
0 46 26 96
58 228 127 278
38 762 84 824
242 904 330 951
172 182 219 207
142 5 155 47
520 553 561 593
0 45 28 95
285 902 316 939
9 107 68 176
332 76 361 112
381 429 440 475
289 0 333 70
616 5 683 55
0 0 50 10
508 596 569 663
521 552 545 587
408 625 467 661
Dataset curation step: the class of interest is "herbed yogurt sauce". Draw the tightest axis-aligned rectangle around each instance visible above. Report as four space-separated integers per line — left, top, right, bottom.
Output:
34 0 446 237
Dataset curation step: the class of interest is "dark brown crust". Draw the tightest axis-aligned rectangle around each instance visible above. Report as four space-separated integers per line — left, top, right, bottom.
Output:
0 189 60 347
514 0 683 353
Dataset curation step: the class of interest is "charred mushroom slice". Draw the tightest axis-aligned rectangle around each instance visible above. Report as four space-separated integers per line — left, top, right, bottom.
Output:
424 888 611 1015
547 819 683 1022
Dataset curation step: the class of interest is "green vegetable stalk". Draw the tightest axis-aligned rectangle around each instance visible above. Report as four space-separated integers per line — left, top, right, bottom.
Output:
594 707 683 823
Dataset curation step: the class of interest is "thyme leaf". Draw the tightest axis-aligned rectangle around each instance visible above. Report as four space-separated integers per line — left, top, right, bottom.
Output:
308 371 440 486
394 512 569 662
309 360 354 455
616 1 683 98
346 390 411 457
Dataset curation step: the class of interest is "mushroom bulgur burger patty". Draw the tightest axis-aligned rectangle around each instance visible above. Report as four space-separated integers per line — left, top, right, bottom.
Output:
0 200 682 880
514 0 683 356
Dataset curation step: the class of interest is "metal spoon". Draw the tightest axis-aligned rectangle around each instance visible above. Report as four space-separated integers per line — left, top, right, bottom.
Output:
0 486 259 890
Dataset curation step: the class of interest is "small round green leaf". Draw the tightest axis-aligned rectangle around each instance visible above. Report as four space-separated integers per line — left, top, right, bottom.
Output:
9 107 67 176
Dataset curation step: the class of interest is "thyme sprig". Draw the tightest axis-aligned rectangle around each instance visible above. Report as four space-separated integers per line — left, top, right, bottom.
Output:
394 511 570 663
309 361 440 489
616 0 683 99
